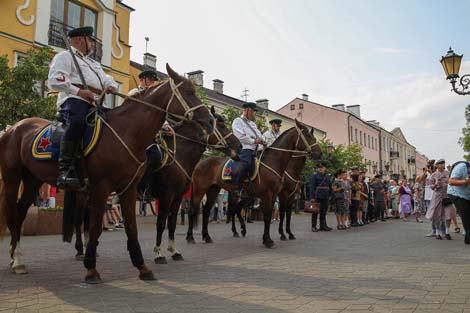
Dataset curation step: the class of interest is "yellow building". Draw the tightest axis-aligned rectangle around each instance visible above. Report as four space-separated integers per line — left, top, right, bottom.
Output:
0 0 134 107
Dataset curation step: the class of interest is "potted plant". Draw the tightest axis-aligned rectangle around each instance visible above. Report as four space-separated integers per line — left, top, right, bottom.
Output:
23 206 63 236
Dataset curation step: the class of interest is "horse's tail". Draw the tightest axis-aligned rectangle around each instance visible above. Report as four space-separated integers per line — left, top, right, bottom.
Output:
0 172 7 239
62 190 76 243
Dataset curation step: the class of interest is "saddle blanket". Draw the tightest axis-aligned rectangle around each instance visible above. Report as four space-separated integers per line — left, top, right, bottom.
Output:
221 159 259 181
31 119 103 160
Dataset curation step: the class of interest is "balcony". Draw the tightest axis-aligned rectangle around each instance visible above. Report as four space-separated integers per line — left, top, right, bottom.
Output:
48 21 103 63
390 151 399 159
407 156 416 164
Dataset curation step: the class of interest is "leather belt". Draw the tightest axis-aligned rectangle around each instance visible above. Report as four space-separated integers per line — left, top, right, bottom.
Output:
72 84 103 95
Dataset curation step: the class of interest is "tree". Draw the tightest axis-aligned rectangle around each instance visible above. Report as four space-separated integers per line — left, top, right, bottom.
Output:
0 47 57 130
459 104 470 161
220 105 268 133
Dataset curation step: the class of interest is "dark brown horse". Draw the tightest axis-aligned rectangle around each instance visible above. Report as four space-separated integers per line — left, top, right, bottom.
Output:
278 154 307 241
187 120 322 248
146 107 240 264
0 64 214 283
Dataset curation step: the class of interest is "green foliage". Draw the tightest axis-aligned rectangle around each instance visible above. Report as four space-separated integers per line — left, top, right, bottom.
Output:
220 105 268 133
196 86 210 107
39 206 63 212
302 139 370 183
0 47 57 129
459 104 470 161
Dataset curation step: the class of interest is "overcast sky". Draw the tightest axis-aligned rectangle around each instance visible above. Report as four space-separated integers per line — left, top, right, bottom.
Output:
126 0 470 164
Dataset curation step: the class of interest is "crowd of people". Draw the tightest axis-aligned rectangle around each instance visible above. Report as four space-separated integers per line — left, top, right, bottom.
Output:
309 159 470 245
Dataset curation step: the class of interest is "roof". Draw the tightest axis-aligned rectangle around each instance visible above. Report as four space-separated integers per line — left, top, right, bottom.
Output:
116 0 135 12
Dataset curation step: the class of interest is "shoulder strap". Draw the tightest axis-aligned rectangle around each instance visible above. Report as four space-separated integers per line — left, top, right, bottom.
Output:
241 117 259 138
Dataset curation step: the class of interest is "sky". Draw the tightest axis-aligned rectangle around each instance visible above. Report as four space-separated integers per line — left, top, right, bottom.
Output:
125 0 470 164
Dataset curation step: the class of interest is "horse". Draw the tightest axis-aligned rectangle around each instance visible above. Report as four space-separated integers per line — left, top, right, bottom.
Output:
278 154 307 241
0 64 214 283
186 120 322 248
146 107 240 264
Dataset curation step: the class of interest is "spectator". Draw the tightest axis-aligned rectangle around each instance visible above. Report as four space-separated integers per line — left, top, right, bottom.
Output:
448 161 470 244
332 170 347 230
180 185 191 225
398 178 412 221
413 176 424 223
389 180 400 219
49 186 57 208
370 175 386 222
426 159 451 240
309 162 332 232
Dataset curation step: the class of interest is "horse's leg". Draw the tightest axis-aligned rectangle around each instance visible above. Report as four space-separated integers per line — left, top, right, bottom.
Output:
229 194 239 237
167 198 183 260
186 184 206 244
154 193 171 264
261 194 276 248
74 193 85 260
286 197 296 240
236 202 247 237
202 186 219 243
119 188 155 281
278 194 287 241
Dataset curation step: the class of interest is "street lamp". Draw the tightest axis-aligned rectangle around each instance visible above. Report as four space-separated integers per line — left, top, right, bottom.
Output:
440 47 470 95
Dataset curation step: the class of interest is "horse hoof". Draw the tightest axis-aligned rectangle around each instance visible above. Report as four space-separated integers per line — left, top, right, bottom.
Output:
242 230 247 237
139 271 156 281
154 257 167 264
288 234 296 240
172 253 184 261
280 234 288 241
233 232 239 238
85 274 103 284
186 238 196 244
75 254 84 261
204 237 213 244
264 240 276 249
11 265 28 275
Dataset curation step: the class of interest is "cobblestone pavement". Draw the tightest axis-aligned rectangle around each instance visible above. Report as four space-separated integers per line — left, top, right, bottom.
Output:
1 213 470 313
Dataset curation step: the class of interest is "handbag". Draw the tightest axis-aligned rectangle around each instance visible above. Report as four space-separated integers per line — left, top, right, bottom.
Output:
304 176 327 214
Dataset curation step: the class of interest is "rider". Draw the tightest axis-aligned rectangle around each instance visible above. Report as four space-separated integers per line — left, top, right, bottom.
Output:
263 118 282 147
128 69 173 189
48 26 118 189
231 102 265 197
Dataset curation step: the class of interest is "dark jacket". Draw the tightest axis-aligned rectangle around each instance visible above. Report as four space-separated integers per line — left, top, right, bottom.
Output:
309 172 332 200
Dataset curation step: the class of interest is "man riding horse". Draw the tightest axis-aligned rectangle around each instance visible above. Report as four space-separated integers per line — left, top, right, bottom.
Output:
48 26 117 189
231 102 265 198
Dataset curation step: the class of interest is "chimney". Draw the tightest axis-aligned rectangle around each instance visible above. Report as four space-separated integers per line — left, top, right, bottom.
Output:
346 104 361 118
367 120 380 127
213 79 224 93
332 104 345 111
302 93 309 101
143 52 156 69
256 98 269 111
187 70 204 86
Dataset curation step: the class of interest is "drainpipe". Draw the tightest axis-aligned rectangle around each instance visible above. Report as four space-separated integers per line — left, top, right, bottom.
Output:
347 114 351 145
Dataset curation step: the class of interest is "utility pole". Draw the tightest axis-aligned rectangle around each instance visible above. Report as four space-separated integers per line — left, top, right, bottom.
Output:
241 87 249 102
145 37 149 53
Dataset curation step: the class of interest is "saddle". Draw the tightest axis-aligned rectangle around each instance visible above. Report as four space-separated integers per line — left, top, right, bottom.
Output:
31 115 103 161
221 158 259 182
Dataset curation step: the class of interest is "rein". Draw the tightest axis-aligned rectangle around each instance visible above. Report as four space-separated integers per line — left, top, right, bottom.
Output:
284 170 302 198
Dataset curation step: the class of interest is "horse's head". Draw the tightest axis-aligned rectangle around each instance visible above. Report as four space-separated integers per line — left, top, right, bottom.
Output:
294 119 322 160
166 64 214 134
207 106 241 159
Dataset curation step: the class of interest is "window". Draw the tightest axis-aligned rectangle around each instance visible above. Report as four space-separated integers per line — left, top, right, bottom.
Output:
364 132 366 146
290 104 295 110
360 131 362 144
368 135 371 148
375 138 378 150
350 126 353 141
50 0 97 36
355 128 358 142
299 103 304 109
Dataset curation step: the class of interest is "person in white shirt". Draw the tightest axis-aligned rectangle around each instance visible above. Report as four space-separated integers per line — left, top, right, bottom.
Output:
48 26 117 189
128 69 159 96
263 119 282 147
231 102 265 196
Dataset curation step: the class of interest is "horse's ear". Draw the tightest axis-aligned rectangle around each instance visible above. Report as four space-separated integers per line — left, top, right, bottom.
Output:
166 63 182 82
294 119 301 128
211 105 216 115
310 127 314 135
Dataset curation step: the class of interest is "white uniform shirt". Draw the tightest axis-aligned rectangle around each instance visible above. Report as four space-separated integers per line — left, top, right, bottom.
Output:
48 47 118 107
263 129 280 147
232 115 264 150
127 86 145 96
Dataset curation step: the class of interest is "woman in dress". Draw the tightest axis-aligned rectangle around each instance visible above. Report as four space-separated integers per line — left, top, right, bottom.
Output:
413 176 425 223
389 180 400 218
398 178 412 221
426 159 451 239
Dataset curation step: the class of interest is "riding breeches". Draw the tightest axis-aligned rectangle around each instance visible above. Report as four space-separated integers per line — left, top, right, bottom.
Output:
231 149 254 185
59 98 92 141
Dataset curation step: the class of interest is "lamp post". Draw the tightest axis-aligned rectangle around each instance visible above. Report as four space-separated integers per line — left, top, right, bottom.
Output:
440 47 470 95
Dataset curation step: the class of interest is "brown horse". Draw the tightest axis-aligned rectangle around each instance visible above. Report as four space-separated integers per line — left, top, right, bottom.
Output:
187 120 322 248
146 107 240 264
0 64 214 283
278 154 307 241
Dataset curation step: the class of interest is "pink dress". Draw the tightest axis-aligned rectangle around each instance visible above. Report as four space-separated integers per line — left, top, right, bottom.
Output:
425 170 449 221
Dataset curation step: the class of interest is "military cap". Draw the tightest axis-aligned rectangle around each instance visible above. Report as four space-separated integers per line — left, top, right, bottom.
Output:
435 158 445 165
242 102 258 111
350 166 359 171
374 174 382 179
269 118 282 125
68 26 94 38
317 161 327 168
138 70 159 80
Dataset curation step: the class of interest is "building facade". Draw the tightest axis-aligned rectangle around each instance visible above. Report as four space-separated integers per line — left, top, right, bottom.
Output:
278 97 381 174
0 0 134 107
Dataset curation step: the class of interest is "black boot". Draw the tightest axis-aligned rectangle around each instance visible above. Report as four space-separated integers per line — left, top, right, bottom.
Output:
57 140 80 189
311 214 318 232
